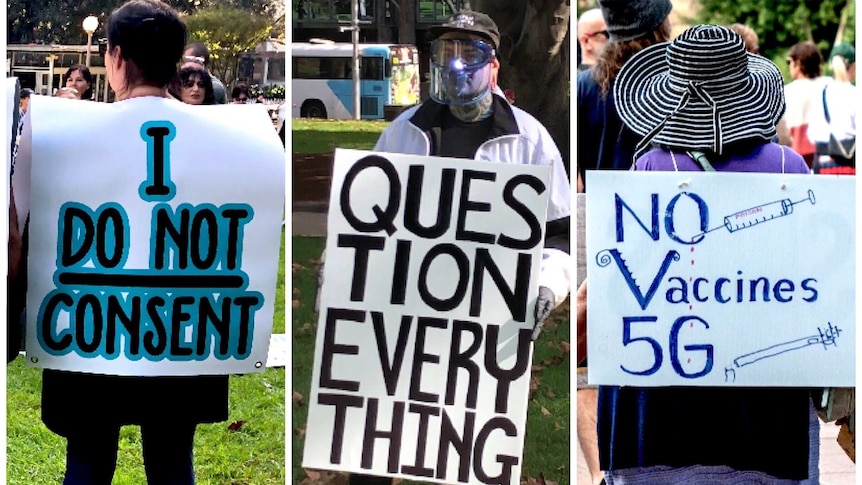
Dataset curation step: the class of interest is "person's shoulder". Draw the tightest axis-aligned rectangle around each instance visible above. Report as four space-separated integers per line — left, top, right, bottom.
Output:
576 69 598 96
384 102 424 129
751 143 809 173
508 104 555 140
635 148 673 171
375 102 426 150
775 143 809 173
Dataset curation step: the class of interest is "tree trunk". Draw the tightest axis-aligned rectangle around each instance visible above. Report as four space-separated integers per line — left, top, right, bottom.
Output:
395 0 416 45
833 0 851 46
474 0 571 173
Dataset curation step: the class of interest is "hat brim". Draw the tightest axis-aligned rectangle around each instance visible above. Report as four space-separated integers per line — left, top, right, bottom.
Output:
614 41 786 151
428 25 497 49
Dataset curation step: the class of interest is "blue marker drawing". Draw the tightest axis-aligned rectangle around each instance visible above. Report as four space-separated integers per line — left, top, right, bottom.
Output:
694 190 815 240
724 321 840 382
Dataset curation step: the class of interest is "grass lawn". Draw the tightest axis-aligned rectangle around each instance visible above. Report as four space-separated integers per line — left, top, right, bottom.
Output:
6 231 288 485
291 118 571 484
291 119 389 153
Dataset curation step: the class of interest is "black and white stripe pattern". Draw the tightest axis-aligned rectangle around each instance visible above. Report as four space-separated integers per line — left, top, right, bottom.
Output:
614 25 786 155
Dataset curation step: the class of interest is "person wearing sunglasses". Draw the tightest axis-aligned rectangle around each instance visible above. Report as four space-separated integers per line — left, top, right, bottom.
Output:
577 8 609 72
169 65 216 105
348 11 572 483
180 43 228 104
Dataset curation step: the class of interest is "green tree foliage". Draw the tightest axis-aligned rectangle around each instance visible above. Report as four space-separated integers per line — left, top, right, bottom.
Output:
694 0 855 60
183 7 275 87
7 0 279 45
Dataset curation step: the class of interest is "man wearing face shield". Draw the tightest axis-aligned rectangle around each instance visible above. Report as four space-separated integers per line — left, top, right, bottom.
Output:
375 10 571 343
346 11 571 485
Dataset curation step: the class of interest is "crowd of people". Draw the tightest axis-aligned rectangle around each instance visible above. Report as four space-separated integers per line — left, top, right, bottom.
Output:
34 46 264 107
577 0 855 484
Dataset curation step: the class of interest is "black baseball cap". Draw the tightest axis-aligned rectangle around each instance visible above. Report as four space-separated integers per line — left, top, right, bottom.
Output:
428 11 500 49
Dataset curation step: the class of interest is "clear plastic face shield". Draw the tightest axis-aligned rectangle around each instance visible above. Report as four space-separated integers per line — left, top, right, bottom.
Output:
429 38 494 106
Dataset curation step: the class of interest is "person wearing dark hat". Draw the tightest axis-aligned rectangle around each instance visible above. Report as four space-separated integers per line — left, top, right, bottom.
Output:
806 43 856 175
576 0 673 192
592 25 817 484
346 11 572 484
574 1 672 483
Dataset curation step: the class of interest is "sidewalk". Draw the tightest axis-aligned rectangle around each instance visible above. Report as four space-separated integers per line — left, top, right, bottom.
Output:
292 204 328 237
576 418 855 484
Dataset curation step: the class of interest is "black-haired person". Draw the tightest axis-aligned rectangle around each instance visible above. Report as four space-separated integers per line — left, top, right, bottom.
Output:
65 65 94 101
182 42 228 104
601 25 817 484
19 88 34 115
231 83 250 104
576 0 673 192
170 65 216 105
38 1 228 484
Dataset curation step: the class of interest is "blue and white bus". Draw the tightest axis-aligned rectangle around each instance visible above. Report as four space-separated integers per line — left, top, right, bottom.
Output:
291 41 420 120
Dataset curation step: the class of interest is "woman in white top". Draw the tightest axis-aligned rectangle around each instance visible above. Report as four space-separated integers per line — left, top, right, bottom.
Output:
783 41 826 167
807 43 856 174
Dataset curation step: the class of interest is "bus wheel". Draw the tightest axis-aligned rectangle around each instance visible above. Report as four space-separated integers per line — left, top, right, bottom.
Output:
301 100 327 119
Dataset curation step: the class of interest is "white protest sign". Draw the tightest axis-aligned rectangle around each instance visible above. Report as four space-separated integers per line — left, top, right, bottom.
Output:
24 95 285 376
303 149 550 485
586 171 854 387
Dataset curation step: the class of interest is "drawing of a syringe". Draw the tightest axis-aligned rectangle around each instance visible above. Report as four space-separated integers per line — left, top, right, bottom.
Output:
724 322 841 382
694 190 815 240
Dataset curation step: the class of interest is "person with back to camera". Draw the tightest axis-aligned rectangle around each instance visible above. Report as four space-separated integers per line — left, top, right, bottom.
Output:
783 41 827 168
346 9 571 485
576 0 673 193
34 1 230 483
170 64 216 105
65 64 94 101
807 43 856 175
595 24 818 484
575 1 672 483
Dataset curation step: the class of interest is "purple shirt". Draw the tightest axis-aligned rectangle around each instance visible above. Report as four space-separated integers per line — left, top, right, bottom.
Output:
635 143 810 174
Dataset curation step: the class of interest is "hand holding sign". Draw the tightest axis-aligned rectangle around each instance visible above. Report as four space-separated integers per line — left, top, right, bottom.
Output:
304 149 551 485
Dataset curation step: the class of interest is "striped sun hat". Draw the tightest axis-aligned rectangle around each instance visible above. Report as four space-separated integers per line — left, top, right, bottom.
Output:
614 24 786 156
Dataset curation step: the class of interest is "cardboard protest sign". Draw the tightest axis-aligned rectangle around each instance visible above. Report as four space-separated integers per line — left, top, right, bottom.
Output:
303 149 550 485
586 171 854 387
23 96 285 376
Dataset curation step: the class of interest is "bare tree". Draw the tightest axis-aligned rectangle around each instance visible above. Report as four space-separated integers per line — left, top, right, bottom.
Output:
475 0 571 173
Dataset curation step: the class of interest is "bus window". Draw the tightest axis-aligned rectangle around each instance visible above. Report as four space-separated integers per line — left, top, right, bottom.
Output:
292 42 421 120
361 57 384 80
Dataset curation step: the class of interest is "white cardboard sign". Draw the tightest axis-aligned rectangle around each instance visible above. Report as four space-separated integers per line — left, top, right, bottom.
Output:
24 95 285 376
303 149 550 485
586 171 854 387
